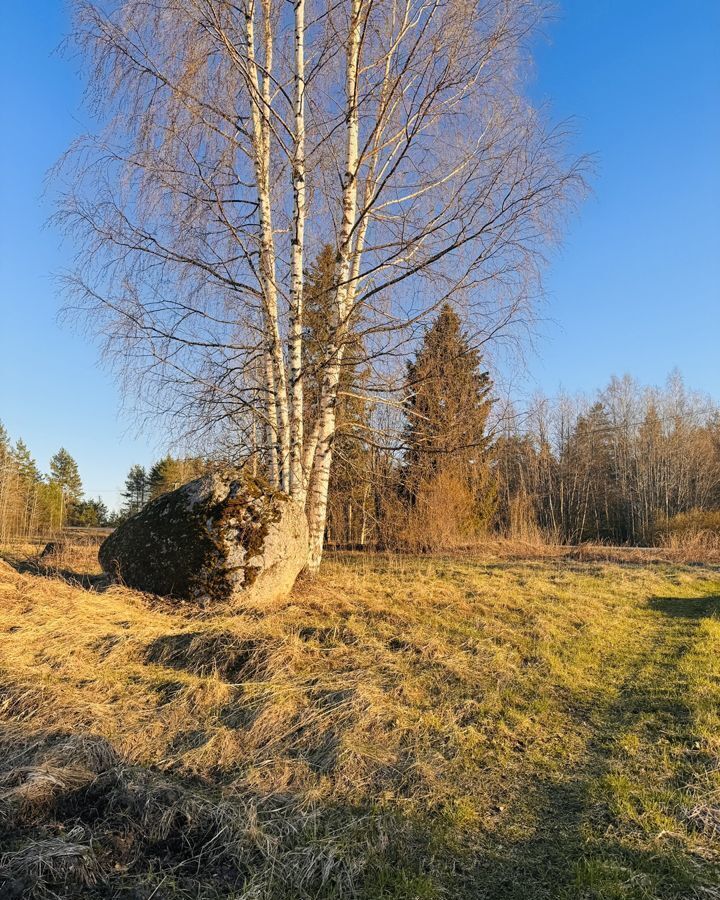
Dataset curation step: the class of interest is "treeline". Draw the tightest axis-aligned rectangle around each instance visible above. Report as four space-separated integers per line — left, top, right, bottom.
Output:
314 307 720 551
5 303 719 552
0 426 107 540
0 421 212 540
494 374 720 546
117 308 720 551
116 457 209 520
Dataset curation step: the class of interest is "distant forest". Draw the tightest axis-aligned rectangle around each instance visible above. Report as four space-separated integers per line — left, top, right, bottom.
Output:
2 308 719 551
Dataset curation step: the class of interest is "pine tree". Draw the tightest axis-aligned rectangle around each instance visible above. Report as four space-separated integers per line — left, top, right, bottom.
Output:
122 464 149 517
49 448 84 526
49 448 83 500
147 456 206 500
71 497 109 527
0 424 14 541
0 421 9 463
13 440 41 484
9 440 43 536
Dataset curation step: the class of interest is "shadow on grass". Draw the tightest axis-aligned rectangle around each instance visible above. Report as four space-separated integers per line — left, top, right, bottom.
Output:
648 594 720 619
0 711 440 900
1 587 717 899
460 598 717 899
143 631 268 682
0 553 111 592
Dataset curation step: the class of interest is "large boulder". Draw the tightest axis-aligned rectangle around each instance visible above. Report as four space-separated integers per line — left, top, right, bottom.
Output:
99 470 308 604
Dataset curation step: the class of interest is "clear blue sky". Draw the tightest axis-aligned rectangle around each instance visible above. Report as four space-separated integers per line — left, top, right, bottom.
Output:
1 1 719 510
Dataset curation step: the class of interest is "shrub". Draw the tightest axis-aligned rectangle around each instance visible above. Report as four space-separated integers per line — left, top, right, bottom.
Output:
401 471 490 552
657 509 720 550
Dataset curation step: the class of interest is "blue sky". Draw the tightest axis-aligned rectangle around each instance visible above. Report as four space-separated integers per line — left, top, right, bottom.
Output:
1 1 719 510
527 0 720 396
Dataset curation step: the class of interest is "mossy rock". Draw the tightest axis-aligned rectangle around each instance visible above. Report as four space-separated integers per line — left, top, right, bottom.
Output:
99 470 308 604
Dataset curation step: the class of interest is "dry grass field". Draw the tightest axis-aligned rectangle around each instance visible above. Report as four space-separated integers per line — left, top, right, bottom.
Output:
0 546 719 899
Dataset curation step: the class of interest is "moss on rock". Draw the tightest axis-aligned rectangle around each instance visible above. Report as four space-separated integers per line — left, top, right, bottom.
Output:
99 470 308 604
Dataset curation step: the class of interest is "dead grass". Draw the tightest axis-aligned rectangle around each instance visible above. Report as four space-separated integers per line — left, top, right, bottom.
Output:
0 547 718 898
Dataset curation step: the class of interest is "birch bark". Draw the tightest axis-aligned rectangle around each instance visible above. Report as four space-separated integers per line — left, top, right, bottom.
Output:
289 0 306 500
306 0 363 572
245 0 291 491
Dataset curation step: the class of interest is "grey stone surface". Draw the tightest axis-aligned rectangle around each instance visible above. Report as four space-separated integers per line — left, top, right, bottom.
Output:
99 471 308 603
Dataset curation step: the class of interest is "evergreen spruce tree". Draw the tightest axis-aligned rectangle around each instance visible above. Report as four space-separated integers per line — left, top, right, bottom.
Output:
402 304 496 546
303 244 338 421
304 245 373 546
403 305 494 488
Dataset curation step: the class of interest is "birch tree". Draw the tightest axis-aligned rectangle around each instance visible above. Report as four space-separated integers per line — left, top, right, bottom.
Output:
58 0 585 570
491 375 720 546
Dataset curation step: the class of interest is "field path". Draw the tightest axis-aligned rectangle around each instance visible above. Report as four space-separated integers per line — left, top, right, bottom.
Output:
475 582 720 899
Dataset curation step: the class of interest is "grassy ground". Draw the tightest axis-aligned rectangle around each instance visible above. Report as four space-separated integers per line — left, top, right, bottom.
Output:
0 548 718 899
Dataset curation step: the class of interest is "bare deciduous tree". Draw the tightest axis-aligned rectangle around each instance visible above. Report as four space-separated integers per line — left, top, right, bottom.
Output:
57 0 585 570
493 373 720 546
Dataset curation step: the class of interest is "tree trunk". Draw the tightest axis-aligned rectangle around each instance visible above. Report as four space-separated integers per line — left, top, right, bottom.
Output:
245 0 290 491
289 0 306 499
305 370 341 573
303 0 362 573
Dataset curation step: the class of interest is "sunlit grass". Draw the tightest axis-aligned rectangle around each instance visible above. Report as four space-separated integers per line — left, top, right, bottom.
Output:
0 551 718 898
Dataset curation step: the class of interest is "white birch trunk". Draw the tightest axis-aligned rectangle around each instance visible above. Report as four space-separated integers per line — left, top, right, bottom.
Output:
306 0 363 573
263 352 280 484
289 0 306 500
245 0 291 491
306 362 343 571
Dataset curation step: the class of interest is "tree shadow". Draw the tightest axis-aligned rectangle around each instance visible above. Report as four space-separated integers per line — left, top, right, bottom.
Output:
143 631 268 682
1 587 717 899
453 602 717 899
648 594 720 619
0 704 438 900
0 553 111 592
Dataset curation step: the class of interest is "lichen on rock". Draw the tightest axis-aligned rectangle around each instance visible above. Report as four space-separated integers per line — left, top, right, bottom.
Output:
99 470 308 604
